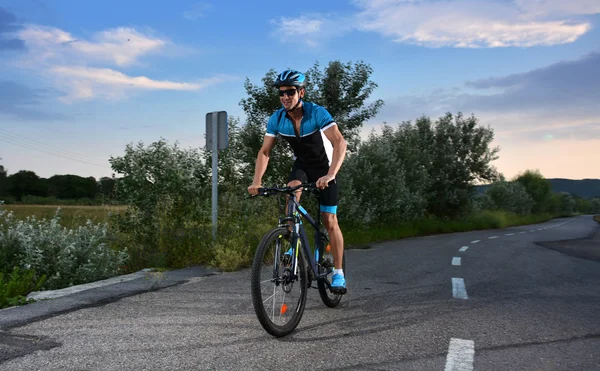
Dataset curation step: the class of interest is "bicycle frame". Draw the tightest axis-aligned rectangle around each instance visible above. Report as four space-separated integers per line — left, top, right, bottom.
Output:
278 190 331 283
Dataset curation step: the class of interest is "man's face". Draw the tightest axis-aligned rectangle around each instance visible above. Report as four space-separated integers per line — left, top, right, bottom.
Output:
279 86 303 110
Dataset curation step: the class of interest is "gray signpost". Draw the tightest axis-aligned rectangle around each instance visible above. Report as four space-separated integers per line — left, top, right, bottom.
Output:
206 111 228 240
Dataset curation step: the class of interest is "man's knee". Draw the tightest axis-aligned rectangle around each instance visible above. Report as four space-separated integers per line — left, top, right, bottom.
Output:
322 212 338 230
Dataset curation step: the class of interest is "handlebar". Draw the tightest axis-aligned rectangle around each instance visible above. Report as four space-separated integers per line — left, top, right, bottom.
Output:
253 183 319 197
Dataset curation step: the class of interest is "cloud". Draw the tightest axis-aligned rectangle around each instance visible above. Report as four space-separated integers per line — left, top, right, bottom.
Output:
273 1 599 48
0 7 26 50
49 66 236 102
270 14 353 47
0 80 67 121
353 0 596 48
464 51 600 112
374 51 600 143
514 0 600 18
10 24 232 101
183 2 212 20
18 25 166 67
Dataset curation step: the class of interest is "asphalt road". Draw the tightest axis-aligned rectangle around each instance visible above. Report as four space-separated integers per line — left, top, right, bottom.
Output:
1 215 599 370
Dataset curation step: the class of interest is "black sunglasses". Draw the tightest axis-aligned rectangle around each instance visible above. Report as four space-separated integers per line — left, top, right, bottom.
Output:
278 89 297 97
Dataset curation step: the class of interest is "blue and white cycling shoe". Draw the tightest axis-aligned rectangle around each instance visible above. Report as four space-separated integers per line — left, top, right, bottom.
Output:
331 274 347 294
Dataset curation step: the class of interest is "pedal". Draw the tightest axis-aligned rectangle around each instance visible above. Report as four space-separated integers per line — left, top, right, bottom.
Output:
330 287 347 295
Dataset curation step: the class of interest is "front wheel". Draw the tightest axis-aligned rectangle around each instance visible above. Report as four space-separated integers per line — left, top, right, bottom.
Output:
250 227 308 337
317 228 347 308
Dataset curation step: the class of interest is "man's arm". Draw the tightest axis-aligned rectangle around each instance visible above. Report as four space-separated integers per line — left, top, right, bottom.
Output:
323 125 347 178
249 136 277 193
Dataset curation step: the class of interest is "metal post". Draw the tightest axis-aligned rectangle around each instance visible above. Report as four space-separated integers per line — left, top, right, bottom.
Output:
212 112 218 240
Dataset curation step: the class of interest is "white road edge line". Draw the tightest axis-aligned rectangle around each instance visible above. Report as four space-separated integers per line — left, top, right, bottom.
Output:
470 240 480 244
445 338 475 371
459 246 469 252
452 278 468 299
452 257 462 266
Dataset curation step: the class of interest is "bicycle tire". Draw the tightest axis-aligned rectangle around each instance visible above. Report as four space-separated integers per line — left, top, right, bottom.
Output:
251 227 308 337
317 228 347 308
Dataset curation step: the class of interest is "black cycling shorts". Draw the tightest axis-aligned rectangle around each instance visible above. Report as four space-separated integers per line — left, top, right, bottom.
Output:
287 162 339 214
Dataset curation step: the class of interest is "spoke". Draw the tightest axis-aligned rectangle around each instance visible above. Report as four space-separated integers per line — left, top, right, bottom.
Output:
263 292 276 305
271 284 277 320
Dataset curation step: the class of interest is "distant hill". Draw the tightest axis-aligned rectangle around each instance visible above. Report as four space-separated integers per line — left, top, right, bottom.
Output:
476 178 600 199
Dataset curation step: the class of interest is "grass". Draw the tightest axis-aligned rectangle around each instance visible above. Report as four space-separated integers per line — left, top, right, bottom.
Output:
2 204 126 228
594 215 600 224
2 204 582 274
343 210 559 248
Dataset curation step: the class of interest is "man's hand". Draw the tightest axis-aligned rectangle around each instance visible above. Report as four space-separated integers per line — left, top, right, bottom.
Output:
316 175 335 189
248 183 262 196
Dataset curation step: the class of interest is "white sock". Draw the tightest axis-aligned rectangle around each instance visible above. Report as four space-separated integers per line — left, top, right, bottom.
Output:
333 269 344 277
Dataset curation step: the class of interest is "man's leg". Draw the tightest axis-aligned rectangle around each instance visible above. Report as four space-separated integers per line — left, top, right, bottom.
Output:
286 165 307 230
321 212 343 270
319 176 345 292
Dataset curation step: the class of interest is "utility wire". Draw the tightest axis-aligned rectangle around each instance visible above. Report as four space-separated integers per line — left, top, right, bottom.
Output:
0 136 111 169
0 128 110 165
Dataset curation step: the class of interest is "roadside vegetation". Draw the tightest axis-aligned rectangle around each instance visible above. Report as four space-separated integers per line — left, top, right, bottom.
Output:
2 60 599 309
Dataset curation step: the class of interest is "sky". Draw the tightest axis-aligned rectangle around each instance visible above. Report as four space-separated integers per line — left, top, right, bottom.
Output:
0 0 598 181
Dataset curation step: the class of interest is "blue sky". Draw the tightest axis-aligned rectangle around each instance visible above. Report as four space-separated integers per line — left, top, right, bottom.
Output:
1 0 599 180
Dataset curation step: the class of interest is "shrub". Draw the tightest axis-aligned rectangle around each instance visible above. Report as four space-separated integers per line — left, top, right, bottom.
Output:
0 266 46 309
0 206 129 290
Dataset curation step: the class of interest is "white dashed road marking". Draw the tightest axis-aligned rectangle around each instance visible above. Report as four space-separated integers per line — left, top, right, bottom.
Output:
505 233 514 236
452 278 468 299
520 231 526 234
470 240 480 244
488 236 498 239
452 257 462 266
445 338 475 371
459 246 469 252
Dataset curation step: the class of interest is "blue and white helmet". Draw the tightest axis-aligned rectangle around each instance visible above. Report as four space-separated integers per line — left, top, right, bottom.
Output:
273 69 306 88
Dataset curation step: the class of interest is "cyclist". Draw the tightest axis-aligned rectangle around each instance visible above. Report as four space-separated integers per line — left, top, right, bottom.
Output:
247 69 348 293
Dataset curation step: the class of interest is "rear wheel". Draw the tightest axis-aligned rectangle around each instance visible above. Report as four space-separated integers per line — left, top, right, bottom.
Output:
317 228 346 308
251 227 308 337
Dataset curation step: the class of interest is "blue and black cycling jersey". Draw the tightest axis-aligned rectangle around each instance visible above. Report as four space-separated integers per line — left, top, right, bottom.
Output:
266 101 336 168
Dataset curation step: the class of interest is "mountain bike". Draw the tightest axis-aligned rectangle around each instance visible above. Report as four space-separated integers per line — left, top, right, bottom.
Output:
250 182 347 337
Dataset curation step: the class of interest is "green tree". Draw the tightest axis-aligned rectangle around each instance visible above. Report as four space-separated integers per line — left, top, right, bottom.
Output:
46 175 98 199
419 113 499 218
340 112 499 222
0 165 8 198
98 176 118 203
109 139 209 221
514 169 551 213
304 61 384 151
556 192 576 214
590 198 600 214
338 125 426 224
7 170 47 201
479 175 534 214
238 60 384 185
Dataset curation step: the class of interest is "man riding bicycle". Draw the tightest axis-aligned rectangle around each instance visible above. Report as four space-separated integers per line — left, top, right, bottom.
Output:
247 69 348 293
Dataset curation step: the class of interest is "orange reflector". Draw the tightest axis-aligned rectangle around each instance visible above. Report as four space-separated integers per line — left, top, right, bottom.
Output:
325 244 331 253
280 304 288 315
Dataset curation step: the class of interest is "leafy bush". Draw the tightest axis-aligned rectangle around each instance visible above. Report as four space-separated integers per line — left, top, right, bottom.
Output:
477 178 534 214
0 206 129 290
0 266 46 309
